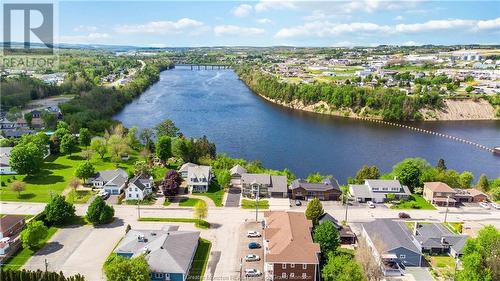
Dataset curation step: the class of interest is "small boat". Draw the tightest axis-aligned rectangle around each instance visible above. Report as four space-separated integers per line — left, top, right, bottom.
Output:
494 147 500 155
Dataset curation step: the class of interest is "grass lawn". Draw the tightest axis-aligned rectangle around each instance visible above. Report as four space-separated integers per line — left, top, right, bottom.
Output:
241 199 269 209
187 238 212 281
194 183 224 207
390 195 436 210
445 222 463 234
66 190 95 204
163 199 172 206
428 255 457 279
2 226 58 270
179 198 203 207
139 218 210 229
0 147 139 203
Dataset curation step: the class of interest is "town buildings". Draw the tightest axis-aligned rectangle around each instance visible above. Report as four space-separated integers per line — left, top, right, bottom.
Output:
0 215 25 263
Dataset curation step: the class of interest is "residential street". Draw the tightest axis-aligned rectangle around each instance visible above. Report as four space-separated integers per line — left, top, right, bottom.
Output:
1 200 499 281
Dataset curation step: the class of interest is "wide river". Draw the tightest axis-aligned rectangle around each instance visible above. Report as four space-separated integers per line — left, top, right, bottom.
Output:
115 66 500 182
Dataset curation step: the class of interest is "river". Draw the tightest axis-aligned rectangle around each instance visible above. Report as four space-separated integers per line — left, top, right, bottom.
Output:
114 66 500 182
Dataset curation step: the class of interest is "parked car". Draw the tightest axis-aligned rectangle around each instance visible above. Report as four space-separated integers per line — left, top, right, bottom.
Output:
99 190 110 199
248 242 261 249
367 201 375 208
491 202 500 210
398 212 411 219
247 231 261 238
245 254 260 262
244 269 262 277
295 200 302 206
479 202 491 209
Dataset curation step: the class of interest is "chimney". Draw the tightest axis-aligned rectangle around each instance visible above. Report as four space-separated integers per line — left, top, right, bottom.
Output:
413 222 418 236
441 237 446 245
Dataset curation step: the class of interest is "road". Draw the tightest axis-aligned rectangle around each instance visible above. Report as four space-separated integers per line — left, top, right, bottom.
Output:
1 200 499 281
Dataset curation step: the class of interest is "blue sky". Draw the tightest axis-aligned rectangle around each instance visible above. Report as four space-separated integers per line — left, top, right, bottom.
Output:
55 0 500 47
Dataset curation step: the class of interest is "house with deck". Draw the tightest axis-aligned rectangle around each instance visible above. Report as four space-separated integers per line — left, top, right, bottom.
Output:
289 178 341 201
88 168 128 195
240 173 288 198
349 180 411 203
412 222 468 258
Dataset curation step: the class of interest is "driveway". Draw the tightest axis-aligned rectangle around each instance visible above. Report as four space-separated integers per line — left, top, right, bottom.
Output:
403 267 434 281
225 187 241 207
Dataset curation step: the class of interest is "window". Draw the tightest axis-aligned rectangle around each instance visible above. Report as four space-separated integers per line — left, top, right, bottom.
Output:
302 273 307 279
136 194 139 198
128 194 131 197
282 264 286 269
400 254 406 259
135 188 138 192
282 273 287 279
372 187 379 191
129 188 132 191
302 264 307 269
154 273 164 278
290 273 295 278
290 264 295 268
382 187 388 191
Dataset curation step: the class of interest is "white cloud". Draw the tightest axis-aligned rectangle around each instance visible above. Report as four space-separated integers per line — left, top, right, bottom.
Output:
73 25 98 32
395 19 476 33
257 18 272 24
214 25 266 37
394 15 404 21
331 41 356 47
476 17 500 30
60 33 110 44
114 18 204 34
232 4 253 17
275 21 391 39
254 0 297 12
401 41 421 46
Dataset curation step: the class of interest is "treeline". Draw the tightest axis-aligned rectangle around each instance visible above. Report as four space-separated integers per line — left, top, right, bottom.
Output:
60 58 173 132
236 65 443 121
0 269 85 281
0 75 62 110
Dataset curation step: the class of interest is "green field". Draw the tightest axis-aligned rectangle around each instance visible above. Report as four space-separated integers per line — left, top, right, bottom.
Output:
194 183 224 207
138 217 210 229
428 255 457 279
187 239 212 281
0 148 138 202
390 195 436 210
241 199 269 209
179 197 203 207
66 190 95 204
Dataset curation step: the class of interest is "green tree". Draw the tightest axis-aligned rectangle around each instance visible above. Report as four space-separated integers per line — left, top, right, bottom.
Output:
90 138 107 159
322 252 365 281
86 196 115 225
44 195 76 225
355 165 380 183
79 128 92 147
305 198 324 225
215 169 231 189
20 221 48 250
105 255 150 281
127 127 141 150
386 193 396 201
60 134 78 155
193 200 208 225
172 138 193 162
9 143 44 175
477 174 490 192
75 161 95 182
397 162 422 192
465 85 474 93
436 158 447 171
457 225 500 281
10 181 26 198
459 171 474 189
306 172 332 183
134 160 152 177
23 112 33 128
41 111 57 129
313 221 340 254
155 119 180 138
156 136 172 162
108 134 128 162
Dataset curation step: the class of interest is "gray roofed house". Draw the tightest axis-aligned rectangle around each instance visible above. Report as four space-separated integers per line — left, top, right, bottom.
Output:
290 179 342 201
349 179 411 203
126 174 154 201
115 226 200 281
88 168 128 195
0 147 15 175
187 165 212 193
318 213 356 244
240 173 288 198
412 222 468 258
229 164 247 177
178 162 197 178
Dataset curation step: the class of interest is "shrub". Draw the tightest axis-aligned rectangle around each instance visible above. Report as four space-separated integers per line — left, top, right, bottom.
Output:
86 196 115 225
20 221 48 250
44 195 76 225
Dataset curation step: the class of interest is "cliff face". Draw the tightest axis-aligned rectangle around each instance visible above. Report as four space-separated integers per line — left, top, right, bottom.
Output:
420 99 498 121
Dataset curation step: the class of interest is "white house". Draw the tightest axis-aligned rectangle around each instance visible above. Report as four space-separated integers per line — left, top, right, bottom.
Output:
0 147 15 175
88 169 128 195
349 179 411 203
187 165 212 193
125 174 154 200
178 162 198 178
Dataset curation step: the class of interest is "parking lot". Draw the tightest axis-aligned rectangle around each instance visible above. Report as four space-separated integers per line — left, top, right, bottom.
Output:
238 221 265 280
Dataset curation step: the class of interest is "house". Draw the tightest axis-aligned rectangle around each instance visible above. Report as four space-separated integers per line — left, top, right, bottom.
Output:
178 162 197 178
0 215 25 262
88 168 128 195
362 219 422 276
318 213 356 244
423 182 457 207
114 226 200 281
453 188 488 203
229 164 247 186
240 173 288 198
263 211 321 281
289 178 341 201
187 165 212 193
412 222 468 258
126 174 154 200
349 179 411 203
0 147 15 175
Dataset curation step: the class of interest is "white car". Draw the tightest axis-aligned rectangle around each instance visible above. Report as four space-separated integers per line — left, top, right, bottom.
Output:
98 190 109 198
491 202 500 210
479 202 491 209
367 201 375 208
247 231 261 238
244 269 262 277
245 254 260 262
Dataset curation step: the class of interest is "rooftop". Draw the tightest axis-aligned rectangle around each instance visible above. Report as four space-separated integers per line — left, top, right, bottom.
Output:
424 182 456 193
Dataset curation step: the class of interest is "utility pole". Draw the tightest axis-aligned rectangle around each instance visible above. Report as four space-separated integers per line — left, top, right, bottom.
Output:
344 191 349 223
137 200 141 219
255 184 260 222
444 196 450 223
44 259 48 273
239 257 243 281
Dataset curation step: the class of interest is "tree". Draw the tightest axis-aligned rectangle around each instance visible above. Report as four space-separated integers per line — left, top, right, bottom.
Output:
459 171 474 189
156 136 172 162
457 225 500 281
10 181 26 198
477 174 490 192
23 112 33 128
127 127 141 150
86 196 115 225
436 158 447 171
193 200 208 224
60 134 78 155
172 138 193 163
322 252 365 281
134 160 152 177
465 85 474 93
397 162 422 192
20 220 48 250
155 119 180 138
75 161 95 182
80 149 94 160
54 127 71 140
79 128 91 147
305 198 324 225
215 169 231 189
306 172 332 183
108 134 128 162
41 111 57 129
104 255 150 281
160 170 182 196
9 143 44 175
356 237 384 281
139 128 155 152
386 193 396 201
44 195 76 225
313 221 340 255
355 165 380 183
68 177 81 191
90 138 107 159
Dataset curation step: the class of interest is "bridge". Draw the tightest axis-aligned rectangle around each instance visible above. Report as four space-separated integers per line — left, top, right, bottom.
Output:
175 64 232 70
